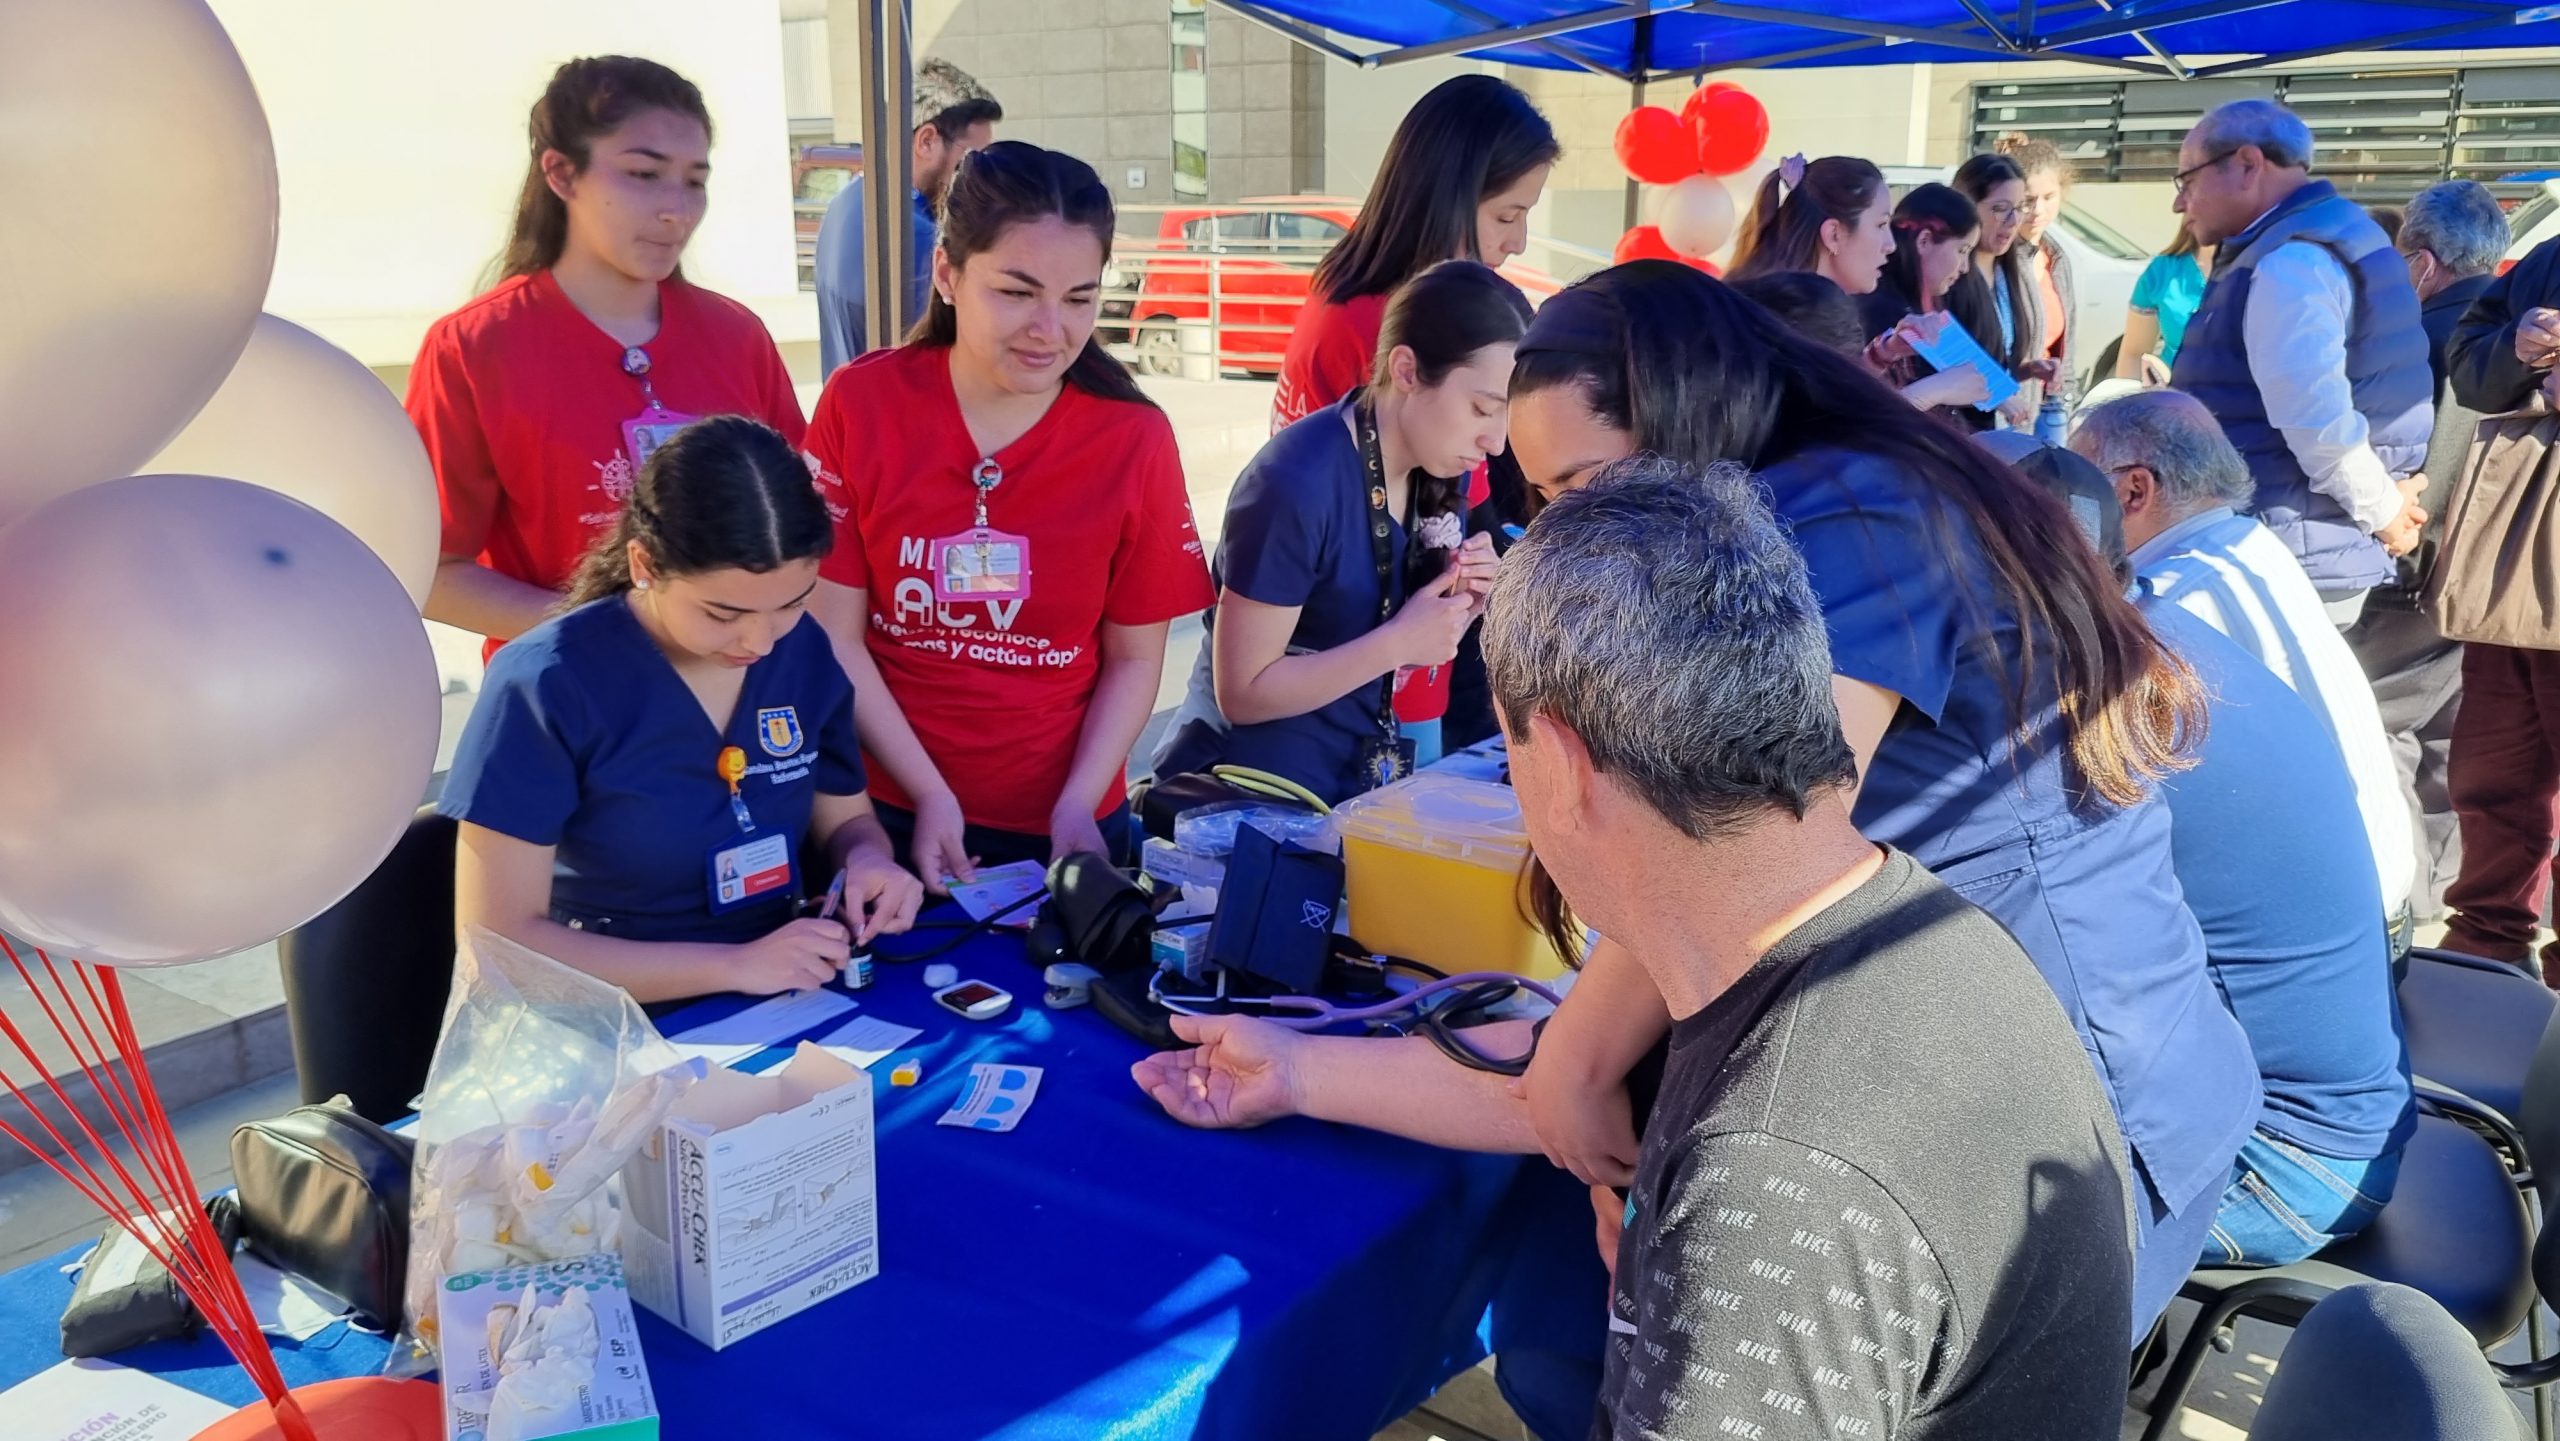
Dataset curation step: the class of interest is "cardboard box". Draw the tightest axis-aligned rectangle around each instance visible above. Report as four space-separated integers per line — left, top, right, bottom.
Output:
618 1043 879 1350
437 1253 657 1441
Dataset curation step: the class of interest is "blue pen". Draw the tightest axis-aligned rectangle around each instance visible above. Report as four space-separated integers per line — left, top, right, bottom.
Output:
1501 523 1526 542
818 871 846 921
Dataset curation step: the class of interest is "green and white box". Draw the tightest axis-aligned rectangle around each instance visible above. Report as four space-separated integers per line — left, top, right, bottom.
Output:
438 1252 657 1441
619 1042 880 1350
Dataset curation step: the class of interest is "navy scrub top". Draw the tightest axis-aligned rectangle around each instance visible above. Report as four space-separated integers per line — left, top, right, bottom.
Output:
1156 395 1409 803
1765 447 2262 1223
440 597 867 944
2142 601 2414 1164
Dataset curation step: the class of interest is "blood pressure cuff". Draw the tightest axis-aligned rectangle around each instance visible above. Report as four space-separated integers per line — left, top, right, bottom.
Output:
1204 822 1344 995
60 1196 243 1358
1042 853 1157 975
230 1095 414 1330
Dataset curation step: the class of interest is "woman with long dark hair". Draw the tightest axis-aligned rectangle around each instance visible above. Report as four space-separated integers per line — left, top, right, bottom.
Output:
409 57 806 653
1724 154 1895 296
1271 75 1556 430
1952 152 2062 427
1155 262 1528 802
1858 182 1996 423
1506 261 2259 1335
443 416 923 1003
805 142 1213 886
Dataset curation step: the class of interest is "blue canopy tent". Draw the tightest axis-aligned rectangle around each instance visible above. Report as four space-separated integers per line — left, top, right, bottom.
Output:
1211 0 2560 82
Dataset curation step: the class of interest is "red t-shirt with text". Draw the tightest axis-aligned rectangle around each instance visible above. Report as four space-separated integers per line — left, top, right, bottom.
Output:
407 271 806 656
805 347 1213 834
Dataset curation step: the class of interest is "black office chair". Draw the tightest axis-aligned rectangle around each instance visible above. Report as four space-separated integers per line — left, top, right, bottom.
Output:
276 807 458 1122
2401 945 2557 1153
2137 1111 2537 1441
2252 1282 2528 1441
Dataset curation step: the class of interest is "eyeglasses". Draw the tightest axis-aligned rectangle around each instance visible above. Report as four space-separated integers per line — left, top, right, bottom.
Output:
1982 200 2024 221
2173 150 2238 194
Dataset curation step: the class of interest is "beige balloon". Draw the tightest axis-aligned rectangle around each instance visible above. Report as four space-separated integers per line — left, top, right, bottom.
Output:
143 316 440 608
0 0 278 527
1656 175 1738 260
0 476 441 966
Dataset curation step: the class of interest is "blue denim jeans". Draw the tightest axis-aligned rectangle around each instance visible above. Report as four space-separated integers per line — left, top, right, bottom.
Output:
2204 1129 2401 1268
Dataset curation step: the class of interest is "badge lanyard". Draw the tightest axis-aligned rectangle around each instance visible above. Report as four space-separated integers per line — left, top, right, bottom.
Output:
1352 399 1418 790
929 458 1034 604
619 345 698 471
707 744 794 914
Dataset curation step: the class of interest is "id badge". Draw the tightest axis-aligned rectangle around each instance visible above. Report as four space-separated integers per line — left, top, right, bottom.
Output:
707 830 795 914
621 405 699 471
929 527 1033 603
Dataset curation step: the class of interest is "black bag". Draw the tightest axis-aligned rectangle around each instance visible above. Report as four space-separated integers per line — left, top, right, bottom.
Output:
229 1095 413 1329
59 1196 243 1357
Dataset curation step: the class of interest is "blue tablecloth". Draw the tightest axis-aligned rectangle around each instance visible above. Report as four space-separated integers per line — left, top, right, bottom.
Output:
0 917 1588 1441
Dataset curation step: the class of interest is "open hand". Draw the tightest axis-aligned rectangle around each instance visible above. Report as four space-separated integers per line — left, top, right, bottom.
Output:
1131 1014 1304 1129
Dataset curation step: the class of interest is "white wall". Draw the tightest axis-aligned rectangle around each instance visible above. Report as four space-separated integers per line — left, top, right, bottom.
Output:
208 0 805 370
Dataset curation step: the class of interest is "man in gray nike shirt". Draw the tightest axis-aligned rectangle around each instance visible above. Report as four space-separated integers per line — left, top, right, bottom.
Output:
1134 457 2136 1440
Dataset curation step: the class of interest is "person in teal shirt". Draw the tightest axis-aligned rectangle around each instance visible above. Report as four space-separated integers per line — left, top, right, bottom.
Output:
2119 221 2215 379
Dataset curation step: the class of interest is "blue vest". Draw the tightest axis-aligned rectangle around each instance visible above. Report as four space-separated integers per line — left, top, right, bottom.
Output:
2170 180 2432 591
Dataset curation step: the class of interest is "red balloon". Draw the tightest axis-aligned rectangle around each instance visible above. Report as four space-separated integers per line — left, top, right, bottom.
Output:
1613 225 1682 265
1692 88 1770 177
1678 81 1741 129
1614 107 1699 186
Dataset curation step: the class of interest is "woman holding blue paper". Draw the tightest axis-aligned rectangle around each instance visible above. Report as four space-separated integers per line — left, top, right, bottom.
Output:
1153 261 1529 802
442 415 925 1003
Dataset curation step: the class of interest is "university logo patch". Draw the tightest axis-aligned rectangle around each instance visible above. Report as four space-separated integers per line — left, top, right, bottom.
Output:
757 706 804 758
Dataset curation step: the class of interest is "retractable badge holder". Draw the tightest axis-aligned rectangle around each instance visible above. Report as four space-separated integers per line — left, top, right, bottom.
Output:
708 744 794 913
931 459 1034 604
619 346 698 469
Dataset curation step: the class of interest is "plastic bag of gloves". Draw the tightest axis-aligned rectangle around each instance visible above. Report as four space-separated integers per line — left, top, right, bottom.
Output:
393 925 699 1369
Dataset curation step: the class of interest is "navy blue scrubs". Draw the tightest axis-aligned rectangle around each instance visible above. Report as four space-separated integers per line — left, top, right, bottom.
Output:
441 597 866 944
1766 446 2262 1332
1154 395 1409 802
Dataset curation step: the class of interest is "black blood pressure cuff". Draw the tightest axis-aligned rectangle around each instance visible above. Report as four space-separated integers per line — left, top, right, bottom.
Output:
1204 823 1343 994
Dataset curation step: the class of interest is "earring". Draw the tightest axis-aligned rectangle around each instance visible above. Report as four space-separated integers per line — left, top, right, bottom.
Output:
633 577 651 591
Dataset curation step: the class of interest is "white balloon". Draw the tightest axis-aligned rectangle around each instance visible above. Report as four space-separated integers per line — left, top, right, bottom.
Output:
0 476 441 966
143 316 441 609
1656 175 1738 260
0 0 278 528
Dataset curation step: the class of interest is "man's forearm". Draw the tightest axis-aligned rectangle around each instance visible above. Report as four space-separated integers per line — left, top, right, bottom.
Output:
1292 1022 1542 1153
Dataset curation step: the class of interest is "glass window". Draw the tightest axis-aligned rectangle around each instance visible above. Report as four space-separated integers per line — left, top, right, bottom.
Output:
1270 213 1347 245
1214 212 1267 244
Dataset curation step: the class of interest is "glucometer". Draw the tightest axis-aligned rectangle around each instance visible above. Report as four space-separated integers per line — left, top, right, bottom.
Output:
932 979 1013 1021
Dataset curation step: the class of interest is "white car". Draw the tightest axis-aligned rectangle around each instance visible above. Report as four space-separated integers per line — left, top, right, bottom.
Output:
1880 165 2148 393
2504 177 2560 271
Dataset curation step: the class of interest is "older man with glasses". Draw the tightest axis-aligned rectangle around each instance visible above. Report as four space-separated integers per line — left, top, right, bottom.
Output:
2168 99 2435 631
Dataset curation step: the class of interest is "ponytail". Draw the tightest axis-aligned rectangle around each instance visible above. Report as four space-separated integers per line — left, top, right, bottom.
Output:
908 141 1155 410
1368 260 1533 582
562 416 831 608
1726 156 1885 284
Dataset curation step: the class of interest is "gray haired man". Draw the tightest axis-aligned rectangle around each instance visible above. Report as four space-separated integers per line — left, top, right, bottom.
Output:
2076 389 2416 934
814 57 1002 371
2169 99 2434 624
1134 458 2134 1440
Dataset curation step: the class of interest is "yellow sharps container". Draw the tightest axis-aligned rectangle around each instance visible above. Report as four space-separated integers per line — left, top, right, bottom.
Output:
1330 772 1570 980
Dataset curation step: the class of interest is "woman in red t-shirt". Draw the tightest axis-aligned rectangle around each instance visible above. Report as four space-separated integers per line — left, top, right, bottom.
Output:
409 57 805 650
806 142 1212 885
1270 75 1557 434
